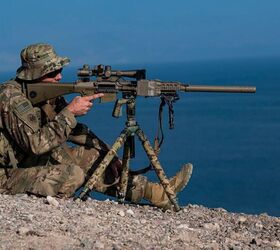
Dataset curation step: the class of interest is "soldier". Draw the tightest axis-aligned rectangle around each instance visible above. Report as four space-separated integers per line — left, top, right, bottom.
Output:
0 43 193 209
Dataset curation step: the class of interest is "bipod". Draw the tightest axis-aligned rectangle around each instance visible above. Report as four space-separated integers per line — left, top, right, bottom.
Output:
77 96 181 212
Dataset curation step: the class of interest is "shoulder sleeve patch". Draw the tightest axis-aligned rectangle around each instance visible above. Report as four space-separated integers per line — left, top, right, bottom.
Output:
13 100 39 132
14 100 32 114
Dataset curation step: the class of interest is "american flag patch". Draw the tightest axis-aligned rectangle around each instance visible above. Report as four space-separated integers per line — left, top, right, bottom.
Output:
15 100 32 113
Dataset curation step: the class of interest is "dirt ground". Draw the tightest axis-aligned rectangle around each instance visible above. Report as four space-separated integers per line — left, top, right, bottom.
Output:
0 194 279 249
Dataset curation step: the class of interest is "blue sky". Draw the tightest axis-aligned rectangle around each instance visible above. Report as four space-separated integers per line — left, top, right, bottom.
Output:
0 0 280 71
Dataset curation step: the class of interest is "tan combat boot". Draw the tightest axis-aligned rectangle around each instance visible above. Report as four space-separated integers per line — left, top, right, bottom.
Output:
143 163 193 210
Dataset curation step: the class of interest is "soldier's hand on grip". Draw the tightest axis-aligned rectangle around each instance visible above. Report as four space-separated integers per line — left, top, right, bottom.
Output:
67 93 104 116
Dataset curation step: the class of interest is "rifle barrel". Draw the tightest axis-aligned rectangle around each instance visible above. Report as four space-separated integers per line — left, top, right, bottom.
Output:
182 84 256 93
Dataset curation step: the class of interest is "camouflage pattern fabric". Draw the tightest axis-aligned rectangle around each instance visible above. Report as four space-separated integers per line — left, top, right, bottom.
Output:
0 81 131 198
0 78 187 206
3 164 84 197
0 43 149 202
0 80 77 160
16 43 70 81
0 144 122 197
0 79 78 196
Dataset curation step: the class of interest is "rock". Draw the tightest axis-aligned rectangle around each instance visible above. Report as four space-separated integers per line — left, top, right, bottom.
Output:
207 242 220 250
0 194 279 249
176 231 197 243
203 222 220 231
230 232 244 241
216 207 227 212
46 196 59 207
187 204 200 209
177 223 190 230
225 238 243 250
94 241 105 249
16 227 31 235
271 240 280 248
126 209 134 216
237 215 247 223
182 208 189 213
140 219 147 224
28 214 34 220
250 238 258 245
117 210 125 217
255 221 263 230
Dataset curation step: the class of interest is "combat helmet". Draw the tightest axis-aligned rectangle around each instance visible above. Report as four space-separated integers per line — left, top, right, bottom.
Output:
16 43 70 81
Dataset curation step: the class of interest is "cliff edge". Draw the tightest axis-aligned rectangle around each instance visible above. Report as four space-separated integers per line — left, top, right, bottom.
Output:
0 194 279 249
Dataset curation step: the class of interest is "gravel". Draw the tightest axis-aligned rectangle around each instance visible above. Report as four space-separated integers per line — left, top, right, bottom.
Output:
0 194 279 249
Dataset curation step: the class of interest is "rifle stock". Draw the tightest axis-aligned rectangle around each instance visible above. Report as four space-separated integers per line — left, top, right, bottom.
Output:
26 82 118 105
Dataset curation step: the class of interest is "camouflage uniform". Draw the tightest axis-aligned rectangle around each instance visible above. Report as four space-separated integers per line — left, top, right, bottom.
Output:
0 43 193 209
0 79 120 197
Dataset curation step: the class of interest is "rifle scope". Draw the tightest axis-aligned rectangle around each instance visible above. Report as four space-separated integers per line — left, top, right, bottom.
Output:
77 64 146 80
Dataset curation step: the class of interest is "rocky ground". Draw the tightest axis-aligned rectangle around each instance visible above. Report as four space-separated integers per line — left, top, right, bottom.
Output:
0 194 279 250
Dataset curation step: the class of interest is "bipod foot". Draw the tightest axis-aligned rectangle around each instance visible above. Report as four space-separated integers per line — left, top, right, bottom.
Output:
117 191 125 204
73 187 90 201
171 199 181 212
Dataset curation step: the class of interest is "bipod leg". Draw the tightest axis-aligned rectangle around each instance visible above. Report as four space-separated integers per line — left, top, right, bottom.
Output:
136 128 181 212
78 128 130 200
117 140 131 202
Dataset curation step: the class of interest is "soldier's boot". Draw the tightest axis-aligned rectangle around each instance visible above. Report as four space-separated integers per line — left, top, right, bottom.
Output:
126 163 193 209
144 163 193 209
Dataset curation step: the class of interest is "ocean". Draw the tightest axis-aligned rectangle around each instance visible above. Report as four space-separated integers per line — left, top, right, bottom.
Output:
1 57 279 216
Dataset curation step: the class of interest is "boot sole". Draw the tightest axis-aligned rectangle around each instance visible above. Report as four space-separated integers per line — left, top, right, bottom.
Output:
173 163 193 193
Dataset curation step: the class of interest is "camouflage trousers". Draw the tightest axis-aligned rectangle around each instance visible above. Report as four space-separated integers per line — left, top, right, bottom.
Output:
0 145 93 195
0 144 146 200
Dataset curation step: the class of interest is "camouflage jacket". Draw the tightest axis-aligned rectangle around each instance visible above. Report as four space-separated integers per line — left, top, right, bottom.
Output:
0 79 77 167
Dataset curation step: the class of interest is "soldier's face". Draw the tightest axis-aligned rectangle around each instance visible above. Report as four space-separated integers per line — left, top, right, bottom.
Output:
41 69 63 83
